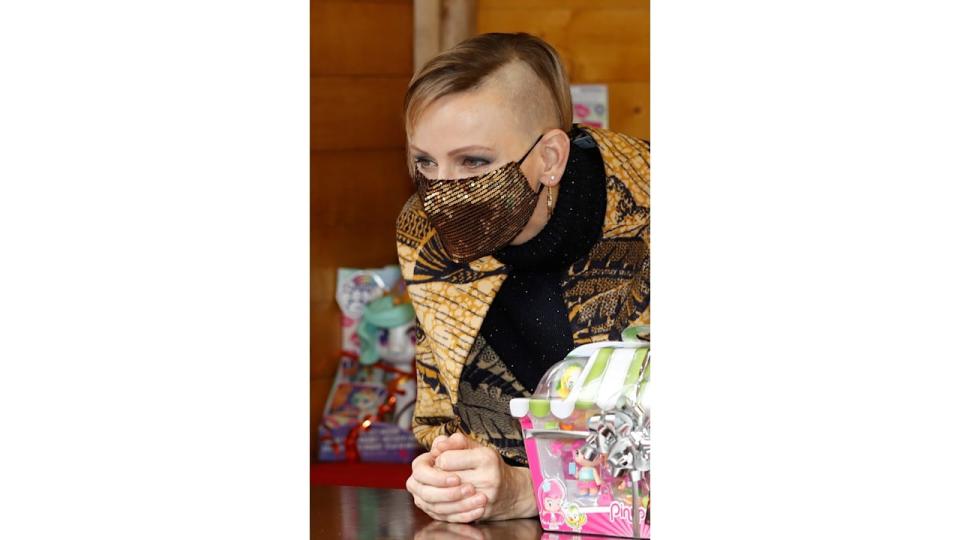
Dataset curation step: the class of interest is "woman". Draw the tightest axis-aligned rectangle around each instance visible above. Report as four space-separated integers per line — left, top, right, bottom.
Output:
398 32 649 523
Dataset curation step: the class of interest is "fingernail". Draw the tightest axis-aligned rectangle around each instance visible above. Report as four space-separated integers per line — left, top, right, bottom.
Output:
461 485 473 496
446 476 459 486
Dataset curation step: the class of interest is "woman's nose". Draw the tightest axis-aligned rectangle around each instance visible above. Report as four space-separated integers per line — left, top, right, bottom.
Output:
438 162 458 180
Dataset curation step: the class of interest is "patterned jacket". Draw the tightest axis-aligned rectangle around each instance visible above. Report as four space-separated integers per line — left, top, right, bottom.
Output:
395 126 650 465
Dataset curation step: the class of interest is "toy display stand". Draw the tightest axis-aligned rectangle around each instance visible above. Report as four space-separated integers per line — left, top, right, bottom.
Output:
511 333 651 538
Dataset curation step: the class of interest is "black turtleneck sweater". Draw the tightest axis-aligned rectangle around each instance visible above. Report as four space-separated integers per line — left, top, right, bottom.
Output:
477 125 607 393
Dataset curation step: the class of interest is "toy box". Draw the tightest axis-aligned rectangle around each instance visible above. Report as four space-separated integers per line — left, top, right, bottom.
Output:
510 333 650 538
317 266 420 463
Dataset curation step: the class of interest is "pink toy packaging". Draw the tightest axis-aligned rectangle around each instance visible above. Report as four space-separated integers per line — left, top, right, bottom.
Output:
510 328 650 538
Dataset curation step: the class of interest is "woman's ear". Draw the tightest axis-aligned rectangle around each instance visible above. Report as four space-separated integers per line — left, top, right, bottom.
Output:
538 128 571 187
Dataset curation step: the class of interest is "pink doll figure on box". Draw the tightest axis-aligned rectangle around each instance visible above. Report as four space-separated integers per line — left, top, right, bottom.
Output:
573 446 604 497
538 479 566 530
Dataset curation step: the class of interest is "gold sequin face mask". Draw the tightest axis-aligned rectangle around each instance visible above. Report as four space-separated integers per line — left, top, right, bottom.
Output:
415 134 545 263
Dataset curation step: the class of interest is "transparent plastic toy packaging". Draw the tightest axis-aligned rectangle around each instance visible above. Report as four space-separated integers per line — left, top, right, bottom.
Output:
510 327 650 538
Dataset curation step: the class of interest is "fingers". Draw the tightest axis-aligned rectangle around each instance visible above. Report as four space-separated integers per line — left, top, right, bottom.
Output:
408 472 487 523
420 506 485 524
434 432 477 456
435 448 481 472
412 457 461 488
411 450 435 470
430 435 448 455
431 434 466 459
443 505 487 524
450 432 479 448
421 491 488 516
417 480 478 504
435 447 499 473
413 493 488 524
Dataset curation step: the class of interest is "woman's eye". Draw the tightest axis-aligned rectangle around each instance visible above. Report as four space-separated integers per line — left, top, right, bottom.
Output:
414 158 435 170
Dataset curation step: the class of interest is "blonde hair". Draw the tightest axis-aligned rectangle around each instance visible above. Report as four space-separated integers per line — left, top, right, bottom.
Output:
403 32 572 146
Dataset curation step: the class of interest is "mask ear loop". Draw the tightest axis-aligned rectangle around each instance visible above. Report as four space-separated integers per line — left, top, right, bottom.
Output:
517 133 545 166
517 133 547 196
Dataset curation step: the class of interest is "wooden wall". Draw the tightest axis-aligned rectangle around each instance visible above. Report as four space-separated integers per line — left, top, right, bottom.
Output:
311 0 415 458
476 0 650 141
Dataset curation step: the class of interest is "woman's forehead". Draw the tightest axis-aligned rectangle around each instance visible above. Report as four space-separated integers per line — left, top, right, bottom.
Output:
409 88 522 155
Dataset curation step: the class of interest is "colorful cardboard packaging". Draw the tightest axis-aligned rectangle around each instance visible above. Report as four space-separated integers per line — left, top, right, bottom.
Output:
318 266 419 463
511 333 651 538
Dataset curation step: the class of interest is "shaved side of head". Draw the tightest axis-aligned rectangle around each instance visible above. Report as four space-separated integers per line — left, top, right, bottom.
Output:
480 60 560 137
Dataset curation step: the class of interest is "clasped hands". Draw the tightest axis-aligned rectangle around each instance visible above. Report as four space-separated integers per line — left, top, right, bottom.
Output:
405 432 537 523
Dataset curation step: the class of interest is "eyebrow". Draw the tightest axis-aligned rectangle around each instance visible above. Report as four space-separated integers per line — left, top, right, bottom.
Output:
409 144 494 158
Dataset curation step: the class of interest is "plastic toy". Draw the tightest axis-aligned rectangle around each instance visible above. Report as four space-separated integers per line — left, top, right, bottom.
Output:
318 266 420 463
510 329 651 538
357 290 417 429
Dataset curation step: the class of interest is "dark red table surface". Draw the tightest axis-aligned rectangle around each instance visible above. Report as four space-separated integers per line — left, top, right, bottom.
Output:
311 484 615 540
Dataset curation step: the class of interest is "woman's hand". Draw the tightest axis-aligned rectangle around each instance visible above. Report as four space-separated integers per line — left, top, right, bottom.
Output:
432 433 538 521
406 435 489 523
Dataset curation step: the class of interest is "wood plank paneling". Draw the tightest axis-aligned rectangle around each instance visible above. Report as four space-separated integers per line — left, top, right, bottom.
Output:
476 2 650 141
477 8 573 48
476 8 649 83
312 223 401 273
608 81 650 140
479 0 647 8
311 149 414 227
564 7 650 44
311 76 409 151
566 41 649 84
440 0 477 51
312 1 413 76
314 0 411 3
414 0 441 72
